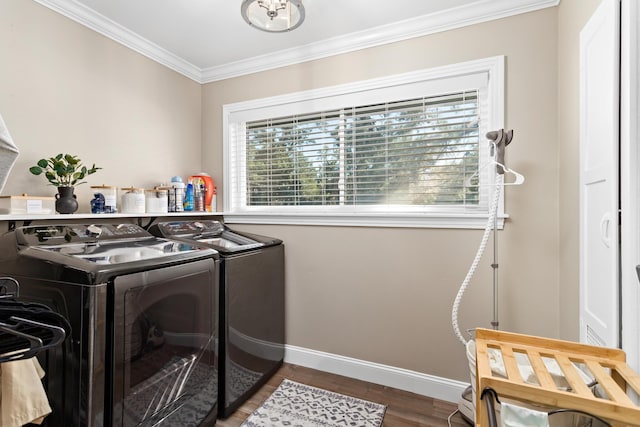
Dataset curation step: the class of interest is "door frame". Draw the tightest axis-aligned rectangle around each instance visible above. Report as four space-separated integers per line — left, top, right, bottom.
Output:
620 0 640 375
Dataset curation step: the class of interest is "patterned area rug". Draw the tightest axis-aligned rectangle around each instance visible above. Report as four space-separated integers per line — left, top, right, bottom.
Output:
241 379 386 427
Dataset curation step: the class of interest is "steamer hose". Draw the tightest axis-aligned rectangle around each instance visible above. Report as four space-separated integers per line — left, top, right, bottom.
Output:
451 173 503 346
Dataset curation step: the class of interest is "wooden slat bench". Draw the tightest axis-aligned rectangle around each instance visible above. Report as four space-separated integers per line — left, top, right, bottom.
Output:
475 328 640 427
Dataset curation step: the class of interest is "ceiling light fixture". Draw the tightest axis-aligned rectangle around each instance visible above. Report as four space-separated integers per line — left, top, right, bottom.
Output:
241 0 305 33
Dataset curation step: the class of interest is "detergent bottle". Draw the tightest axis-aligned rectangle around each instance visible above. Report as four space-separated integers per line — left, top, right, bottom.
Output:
189 173 215 211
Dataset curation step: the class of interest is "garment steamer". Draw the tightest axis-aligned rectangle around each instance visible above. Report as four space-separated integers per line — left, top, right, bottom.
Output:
450 129 522 425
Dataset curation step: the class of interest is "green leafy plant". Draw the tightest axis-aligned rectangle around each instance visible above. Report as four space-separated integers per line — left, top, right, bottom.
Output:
29 154 101 187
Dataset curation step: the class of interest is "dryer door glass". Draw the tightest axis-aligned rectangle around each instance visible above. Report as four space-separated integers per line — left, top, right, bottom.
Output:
111 258 217 427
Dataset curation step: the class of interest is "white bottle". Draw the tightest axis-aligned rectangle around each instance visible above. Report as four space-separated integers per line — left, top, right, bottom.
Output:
171 176 185 212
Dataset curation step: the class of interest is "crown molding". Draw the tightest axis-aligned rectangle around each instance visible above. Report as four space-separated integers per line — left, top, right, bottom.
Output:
202 0 559 83
34 0 559 84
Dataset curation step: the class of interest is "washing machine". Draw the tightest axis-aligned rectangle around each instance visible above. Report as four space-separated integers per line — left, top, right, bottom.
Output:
0 223 220 427
148 220 284 418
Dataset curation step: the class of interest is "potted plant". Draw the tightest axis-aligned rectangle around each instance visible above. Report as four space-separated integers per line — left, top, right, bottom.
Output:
29 154 101 214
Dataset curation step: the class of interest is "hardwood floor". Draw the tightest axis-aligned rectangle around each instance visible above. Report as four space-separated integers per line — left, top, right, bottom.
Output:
216 363 471 427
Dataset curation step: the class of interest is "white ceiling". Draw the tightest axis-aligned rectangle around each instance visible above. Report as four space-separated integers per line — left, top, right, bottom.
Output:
34 0 559 83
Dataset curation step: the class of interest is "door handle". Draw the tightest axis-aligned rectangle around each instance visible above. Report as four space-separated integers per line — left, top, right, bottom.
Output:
600 212 611 248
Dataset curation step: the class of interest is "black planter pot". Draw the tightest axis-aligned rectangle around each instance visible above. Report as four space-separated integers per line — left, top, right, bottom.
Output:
55 186 79 214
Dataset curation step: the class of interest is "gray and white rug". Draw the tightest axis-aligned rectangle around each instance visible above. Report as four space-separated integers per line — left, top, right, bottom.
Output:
241 379 386 427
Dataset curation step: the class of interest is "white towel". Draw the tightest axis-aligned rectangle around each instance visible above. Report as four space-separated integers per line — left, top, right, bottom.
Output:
0 113 19 193
500 401 549 427
0 356 52 427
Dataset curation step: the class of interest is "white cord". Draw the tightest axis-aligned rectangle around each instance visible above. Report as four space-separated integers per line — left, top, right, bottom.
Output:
451 173 503 346
447 408 461 427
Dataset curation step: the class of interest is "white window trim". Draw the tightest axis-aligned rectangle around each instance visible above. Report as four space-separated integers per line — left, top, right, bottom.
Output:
223 56 505 229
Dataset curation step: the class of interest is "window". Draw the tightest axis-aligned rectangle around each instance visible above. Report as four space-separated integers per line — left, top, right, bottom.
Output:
224 56 504 228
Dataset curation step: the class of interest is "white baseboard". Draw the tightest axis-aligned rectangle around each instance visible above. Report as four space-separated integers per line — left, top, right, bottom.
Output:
284 345 469 403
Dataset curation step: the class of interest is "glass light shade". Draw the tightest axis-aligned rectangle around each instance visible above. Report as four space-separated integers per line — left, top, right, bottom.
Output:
241 0 305 32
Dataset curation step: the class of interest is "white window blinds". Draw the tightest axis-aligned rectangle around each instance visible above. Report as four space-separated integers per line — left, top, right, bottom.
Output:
244 91 480 207
223 56 504 227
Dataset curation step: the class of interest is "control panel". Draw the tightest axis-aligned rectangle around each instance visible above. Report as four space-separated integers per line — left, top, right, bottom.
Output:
156 220 224 237
16 224 151 246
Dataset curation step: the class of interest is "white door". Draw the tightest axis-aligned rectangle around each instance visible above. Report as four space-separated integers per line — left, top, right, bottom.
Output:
579 0 620 349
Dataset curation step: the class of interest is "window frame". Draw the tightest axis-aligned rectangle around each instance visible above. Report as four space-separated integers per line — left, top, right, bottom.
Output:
223 56 505 229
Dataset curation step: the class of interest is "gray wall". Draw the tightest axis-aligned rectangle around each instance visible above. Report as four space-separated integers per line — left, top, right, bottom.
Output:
202 8 560 381
0 0 203 205
0 0 599 383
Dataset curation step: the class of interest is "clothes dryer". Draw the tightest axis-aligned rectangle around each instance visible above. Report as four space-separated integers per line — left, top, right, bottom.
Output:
148 220 284 418
0 223 219 427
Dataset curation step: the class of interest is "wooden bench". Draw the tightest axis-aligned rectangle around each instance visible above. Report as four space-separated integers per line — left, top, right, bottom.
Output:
474 328 640 427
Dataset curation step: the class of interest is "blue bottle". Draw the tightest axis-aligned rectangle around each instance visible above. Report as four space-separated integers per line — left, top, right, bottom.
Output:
184 183 194 211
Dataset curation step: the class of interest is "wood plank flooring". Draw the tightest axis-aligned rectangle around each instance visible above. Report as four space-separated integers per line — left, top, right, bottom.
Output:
216 363 471 427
